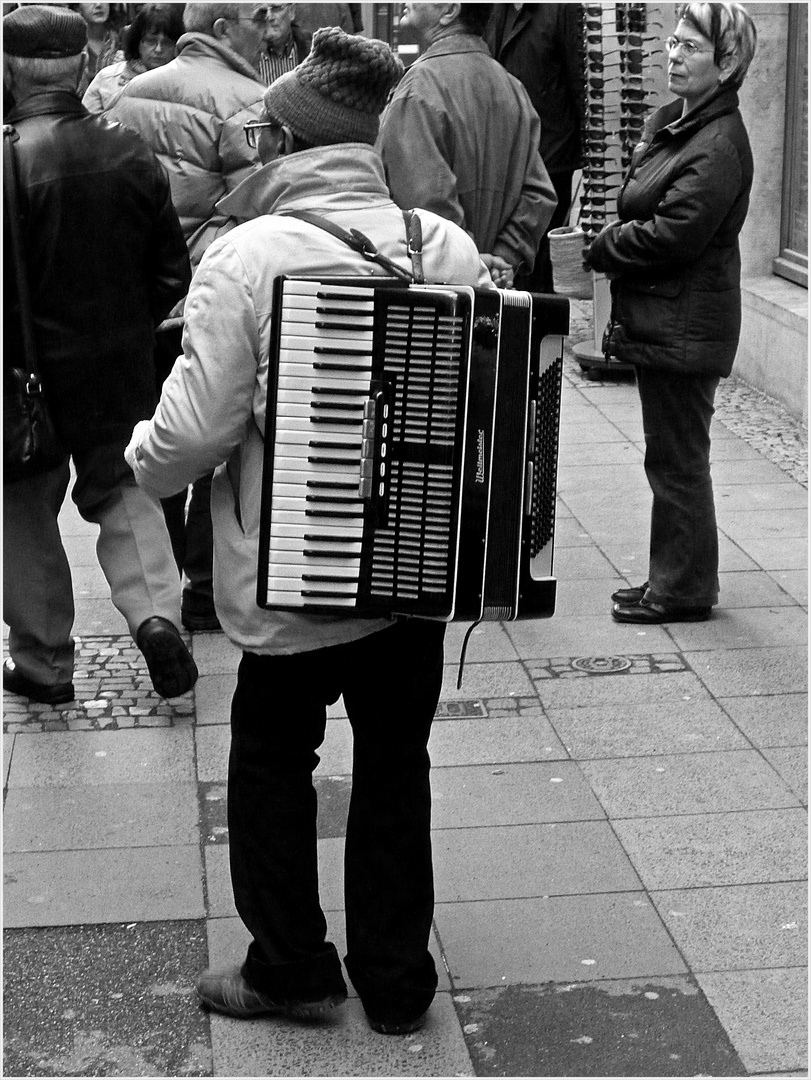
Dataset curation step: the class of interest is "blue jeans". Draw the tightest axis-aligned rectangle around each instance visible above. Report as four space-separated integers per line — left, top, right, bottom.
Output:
636 367 721 608
228 619 445 1021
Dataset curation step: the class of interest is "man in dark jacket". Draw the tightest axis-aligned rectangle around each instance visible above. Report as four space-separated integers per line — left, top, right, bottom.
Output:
485 3 583 293
2 4 197 705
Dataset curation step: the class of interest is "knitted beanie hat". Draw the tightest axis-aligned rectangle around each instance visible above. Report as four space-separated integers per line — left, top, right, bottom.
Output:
263 27 403 146
3 4 87 58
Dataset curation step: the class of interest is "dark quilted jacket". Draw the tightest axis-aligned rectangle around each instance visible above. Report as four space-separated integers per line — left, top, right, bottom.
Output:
587 86 753 377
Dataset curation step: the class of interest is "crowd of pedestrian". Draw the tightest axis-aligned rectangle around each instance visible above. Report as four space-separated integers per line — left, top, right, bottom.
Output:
3 0 758 1046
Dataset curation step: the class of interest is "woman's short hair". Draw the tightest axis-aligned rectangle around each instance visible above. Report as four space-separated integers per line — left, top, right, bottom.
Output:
458 4 494 39
676 2 757 88
123 3 185 61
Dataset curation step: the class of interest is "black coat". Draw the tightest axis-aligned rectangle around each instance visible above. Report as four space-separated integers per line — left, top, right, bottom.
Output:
3 91 190 454
587 86 753 378
484 2 582 174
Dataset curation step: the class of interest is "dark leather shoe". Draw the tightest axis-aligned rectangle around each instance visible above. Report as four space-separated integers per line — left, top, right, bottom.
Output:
367 1011 428 1036
611 581 648 604
136 617 198 698
3 658 74 705
195 966 347 1020
612 598 712 624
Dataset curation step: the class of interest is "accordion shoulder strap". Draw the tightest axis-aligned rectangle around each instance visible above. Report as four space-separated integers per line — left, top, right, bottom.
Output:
280 208 423 283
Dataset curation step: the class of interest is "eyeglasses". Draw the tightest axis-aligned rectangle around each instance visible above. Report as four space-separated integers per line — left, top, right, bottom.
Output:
665 35 713 57
244 118 278 148
227 8 276 26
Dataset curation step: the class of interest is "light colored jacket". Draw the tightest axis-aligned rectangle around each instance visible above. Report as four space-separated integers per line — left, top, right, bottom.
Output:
107 32 265 268
129 145 491 655
82 59 144 114
377 34 556 273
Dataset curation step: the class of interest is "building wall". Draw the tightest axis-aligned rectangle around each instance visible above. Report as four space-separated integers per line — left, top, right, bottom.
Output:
734 2 808 422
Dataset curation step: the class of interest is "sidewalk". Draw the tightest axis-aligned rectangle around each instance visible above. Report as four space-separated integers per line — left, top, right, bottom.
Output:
3 301 807 1078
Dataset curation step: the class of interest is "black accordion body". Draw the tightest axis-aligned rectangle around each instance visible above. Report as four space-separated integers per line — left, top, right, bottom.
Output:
257 277 568 622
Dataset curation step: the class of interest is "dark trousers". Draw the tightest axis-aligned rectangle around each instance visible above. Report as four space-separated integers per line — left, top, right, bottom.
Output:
228 619 445 1022
154 326 213 604
515 169 574 294
636 367 721 608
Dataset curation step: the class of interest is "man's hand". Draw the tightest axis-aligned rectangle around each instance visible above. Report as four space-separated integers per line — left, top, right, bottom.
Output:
480 254 515 289
124 419 150 473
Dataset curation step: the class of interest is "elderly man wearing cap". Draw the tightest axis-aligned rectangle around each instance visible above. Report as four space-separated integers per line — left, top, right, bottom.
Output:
2 5 197 705
125 27 491 1036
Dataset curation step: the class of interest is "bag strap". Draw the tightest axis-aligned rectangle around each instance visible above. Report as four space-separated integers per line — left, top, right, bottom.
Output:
280 208 420 283
3 124 40 381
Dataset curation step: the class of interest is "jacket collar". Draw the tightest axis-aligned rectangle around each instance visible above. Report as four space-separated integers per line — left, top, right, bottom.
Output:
649 84 741 142
414 33 490 63
175 31 264 83
6 89 85 123
217 143 393 222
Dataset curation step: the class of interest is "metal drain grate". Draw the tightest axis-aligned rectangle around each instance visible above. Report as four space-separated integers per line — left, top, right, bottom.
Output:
434 700 488 720
571 656 633 674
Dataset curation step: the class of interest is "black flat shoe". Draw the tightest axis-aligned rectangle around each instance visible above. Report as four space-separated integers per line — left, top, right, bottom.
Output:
136 617 198 698
611 581 648 604
196 965 347 1020
612 599 712 624
3 658 74 705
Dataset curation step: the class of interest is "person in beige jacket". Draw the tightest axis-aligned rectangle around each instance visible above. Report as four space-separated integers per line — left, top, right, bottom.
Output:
126 27 490 1039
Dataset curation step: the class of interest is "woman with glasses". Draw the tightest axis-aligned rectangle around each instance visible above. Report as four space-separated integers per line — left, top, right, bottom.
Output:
83 3 185 113
586 2 757 624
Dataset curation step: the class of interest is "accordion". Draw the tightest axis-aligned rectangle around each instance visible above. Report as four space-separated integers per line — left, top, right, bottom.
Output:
257 277 568 622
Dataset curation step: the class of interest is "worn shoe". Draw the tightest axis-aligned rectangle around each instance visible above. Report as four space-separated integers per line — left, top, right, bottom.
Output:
611 581 648 604
367 1011 428 1036
136 617 198 698
2 658 74 705
612 598 712 624
195 966 347 1020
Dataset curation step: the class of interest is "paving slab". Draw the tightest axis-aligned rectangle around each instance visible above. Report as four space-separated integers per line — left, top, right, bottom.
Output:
666 606 809 651
551 545 627 581
532 669 711 710
3 782 199 851
196 725 231 784
505 614 674 659
716 569 802 607
612 808 808 889
714 483 808 511
208 992 473 1078
546 699 749 759
7 728 196 786
435 893 687 986
766 568 807 605
427 713 568 767
729 535 807 570
759 746 809 804
696 967 808 1075
711 455 799 481
553 516 600 547
714 506 807 539
3 921 210 1078
430 761 606 829
719 692 808 747
73 599 129 636
552 576 633 616
443 624 520 664
716 533 760 571
558 440 642 467
194 674 235 726
579 749 802 818
4 846 205 927
453 976 745 1077
439 662 536 701
432 822 641 901
4 733 14 785
650 881 808 970
689 645 808 697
